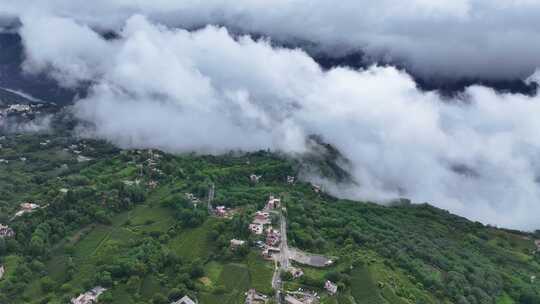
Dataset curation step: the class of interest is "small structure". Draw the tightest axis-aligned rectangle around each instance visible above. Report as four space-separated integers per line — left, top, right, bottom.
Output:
123 180 140 187
249 223 264 235
14 202 40 217
0 265 5 280
59 188 69 194
171 296 197 304
262 246 280 259
266 227 281 247
245 289 268 304
255 211 269 220
77 155 92 162
185 193 200 202
230 239 246 249
312 184 321 193
288 267 304 279
250 174 262 183
148 180 158 189
535 240 540 251
266 196 281 210
0 224 15 238
215 206 228 217
287 176 295 184
325 280 338 295
71 286 106 304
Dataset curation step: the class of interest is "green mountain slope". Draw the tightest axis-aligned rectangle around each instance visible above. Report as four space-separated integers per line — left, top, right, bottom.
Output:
0 132 539 304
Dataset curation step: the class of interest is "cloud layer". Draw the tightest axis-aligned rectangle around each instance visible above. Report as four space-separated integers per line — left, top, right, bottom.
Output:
14 14 540 230
3 0 540 80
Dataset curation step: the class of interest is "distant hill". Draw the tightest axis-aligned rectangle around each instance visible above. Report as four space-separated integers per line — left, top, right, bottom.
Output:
0 33 77 104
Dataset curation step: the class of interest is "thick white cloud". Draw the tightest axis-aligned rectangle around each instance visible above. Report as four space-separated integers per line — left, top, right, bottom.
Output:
17 15 540 230
3 0 540 79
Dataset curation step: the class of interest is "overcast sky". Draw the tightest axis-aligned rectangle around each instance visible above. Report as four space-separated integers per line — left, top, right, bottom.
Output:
3 0 540 79
1 3 540 230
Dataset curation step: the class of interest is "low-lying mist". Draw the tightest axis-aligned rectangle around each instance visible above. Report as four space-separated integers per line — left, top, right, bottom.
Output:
10 14 540 230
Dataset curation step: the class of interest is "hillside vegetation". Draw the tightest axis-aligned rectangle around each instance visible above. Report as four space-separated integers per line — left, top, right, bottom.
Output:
0 132 539 304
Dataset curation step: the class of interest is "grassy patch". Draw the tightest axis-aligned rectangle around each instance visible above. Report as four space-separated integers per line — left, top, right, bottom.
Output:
169 220 214 261
350 265 384 304
246 251 274 294
218 263 250 292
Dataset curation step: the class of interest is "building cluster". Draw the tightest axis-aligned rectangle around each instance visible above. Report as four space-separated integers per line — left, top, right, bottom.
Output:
70 286 106 304
245 289 268 304
5 104 31 114
13 202 41 218
249 211 270 235
324 280 338 295
248 196 284 258
0 224 15 238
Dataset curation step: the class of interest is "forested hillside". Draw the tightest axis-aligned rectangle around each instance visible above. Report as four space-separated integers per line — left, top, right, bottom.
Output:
0 132 539 304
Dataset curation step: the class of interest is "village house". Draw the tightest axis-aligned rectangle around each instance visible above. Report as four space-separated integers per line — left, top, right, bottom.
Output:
71 286 106 304
262 246 280 259
250 174 262 183
266 196 281 210
215 206 228 217
249 223 264 235
0 224 15 238
171 295 197 304
266 227 281 247
148 180 159 189
185 193 198 202
312 184 321 193
245 289 268 304
287 176 295 184
14 202 40 217
230 239 246 249
325 280 338 295
123 180 141 187
77 155 92 162
288 267 304 279
255 211 269 220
